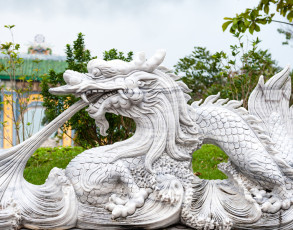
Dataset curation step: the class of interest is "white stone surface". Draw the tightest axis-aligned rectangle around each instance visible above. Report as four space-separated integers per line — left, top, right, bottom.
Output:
40 137 59 147
0 50 292 229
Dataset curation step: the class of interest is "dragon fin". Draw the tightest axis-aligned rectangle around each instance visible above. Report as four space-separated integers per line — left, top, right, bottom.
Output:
248 66 293 166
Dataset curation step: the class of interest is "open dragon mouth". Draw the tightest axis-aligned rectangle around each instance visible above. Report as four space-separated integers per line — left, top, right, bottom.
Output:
83 88 134 136
79 89 118 104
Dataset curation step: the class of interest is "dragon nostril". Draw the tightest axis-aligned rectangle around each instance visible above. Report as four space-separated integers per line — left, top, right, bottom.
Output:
92 68 102 77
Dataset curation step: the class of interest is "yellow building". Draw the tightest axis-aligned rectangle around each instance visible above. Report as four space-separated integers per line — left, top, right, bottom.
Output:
0 35 73 148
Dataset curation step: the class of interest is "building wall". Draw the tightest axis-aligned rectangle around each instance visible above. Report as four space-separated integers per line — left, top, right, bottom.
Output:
1 91 74 149
0 55 69 149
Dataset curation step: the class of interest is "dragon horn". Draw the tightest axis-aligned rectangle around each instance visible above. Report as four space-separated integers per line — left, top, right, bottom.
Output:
142 49 166 72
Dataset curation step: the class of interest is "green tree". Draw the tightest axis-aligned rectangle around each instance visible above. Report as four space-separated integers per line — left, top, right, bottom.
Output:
41 33 134 148
0 25 42 145
175 34 280 108
174 47 225 101
222 0 293 35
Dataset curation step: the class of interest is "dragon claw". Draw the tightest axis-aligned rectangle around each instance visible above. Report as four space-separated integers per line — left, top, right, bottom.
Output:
105 188 151 219
156 174 183 204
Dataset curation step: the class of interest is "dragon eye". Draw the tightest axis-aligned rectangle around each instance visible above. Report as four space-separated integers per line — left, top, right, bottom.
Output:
138 81 145 87
92 68 102 77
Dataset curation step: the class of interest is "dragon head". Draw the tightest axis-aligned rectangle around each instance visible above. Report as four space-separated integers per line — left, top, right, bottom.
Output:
50 50 200 172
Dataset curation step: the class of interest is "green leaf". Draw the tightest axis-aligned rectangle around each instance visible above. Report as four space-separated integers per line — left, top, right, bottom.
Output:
238 21 244 30
4 25 15 29
287 11 293 21
249 23 256 34
255 24 261 32
222 21 233 31
250 10 256 20
264 4 269 14
244 19 250 27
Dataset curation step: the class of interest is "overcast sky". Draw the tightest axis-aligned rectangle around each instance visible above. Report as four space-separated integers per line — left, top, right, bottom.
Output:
0 0 292 70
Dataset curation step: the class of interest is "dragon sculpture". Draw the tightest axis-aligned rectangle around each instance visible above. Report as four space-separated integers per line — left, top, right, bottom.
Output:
0 50 293 230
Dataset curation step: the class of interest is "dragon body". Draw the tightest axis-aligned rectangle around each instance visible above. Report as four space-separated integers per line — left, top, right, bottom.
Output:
0 50 292 230
193 97 292 190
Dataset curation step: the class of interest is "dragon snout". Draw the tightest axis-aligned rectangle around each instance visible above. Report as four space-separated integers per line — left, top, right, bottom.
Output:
63 70 83 86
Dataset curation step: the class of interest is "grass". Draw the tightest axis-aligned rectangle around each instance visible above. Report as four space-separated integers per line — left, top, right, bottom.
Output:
24 147 84 185
23 144 228 185
192 144 228 179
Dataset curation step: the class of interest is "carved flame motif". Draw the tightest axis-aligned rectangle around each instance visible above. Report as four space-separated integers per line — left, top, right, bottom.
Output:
0 50 292 230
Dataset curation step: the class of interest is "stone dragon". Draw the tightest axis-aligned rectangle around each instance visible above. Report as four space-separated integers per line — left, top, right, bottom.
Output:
0 50 293 230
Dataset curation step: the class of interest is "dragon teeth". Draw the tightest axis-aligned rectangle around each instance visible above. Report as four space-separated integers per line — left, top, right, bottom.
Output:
118 89 128 99
81 93 89 103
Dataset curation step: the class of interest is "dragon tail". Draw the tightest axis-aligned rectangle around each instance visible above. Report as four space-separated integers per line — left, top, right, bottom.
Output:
0 100 88 229
248 66 293 168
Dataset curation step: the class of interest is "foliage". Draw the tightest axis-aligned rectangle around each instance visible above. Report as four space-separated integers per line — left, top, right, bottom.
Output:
174 47 225 101
278 26 293 45
192 144 228 180
222 0 293 35
175 34 280 108
41 33 134 148
24 147 84 185
0 25 42 145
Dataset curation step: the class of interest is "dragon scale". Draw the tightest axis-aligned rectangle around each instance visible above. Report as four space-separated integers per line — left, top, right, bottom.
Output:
192 98 286 188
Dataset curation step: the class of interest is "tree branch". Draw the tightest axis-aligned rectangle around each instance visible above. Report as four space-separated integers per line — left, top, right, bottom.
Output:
272 20 293 26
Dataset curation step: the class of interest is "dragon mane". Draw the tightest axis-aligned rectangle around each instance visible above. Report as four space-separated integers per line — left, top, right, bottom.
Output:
104 68 200 173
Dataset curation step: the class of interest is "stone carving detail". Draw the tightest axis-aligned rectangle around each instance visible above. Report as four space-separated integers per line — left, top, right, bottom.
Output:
0 50 292 229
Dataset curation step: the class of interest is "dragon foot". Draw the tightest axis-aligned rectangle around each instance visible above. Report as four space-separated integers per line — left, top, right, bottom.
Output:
105 188 151 219
155 174 183 204
251 187 293 213
261 197 291 213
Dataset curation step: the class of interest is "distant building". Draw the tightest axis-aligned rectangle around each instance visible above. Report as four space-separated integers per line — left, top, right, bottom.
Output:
0 35 74 148
28 34 52 55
